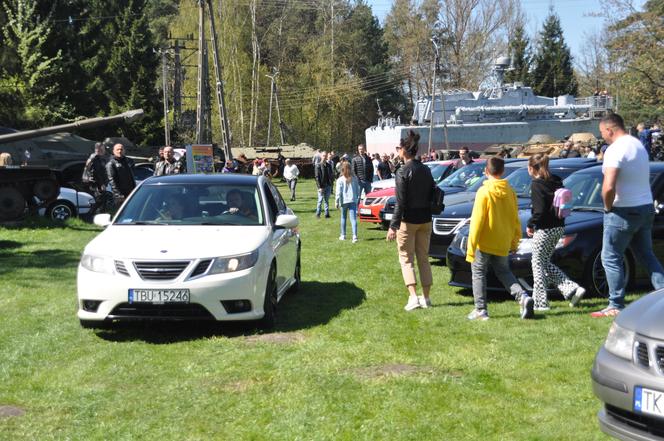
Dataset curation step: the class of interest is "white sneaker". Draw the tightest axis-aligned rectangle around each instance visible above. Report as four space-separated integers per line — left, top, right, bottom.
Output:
404 297 420 311
352 236 358 243
569 287 586 307
418 296 431 308
339 235 345 241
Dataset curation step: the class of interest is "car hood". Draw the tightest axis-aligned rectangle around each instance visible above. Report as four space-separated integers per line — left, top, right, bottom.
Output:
616 289 664 340
367 187 395 198
85 225 269 259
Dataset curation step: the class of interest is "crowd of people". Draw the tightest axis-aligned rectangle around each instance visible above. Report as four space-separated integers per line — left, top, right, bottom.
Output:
384 114 664 319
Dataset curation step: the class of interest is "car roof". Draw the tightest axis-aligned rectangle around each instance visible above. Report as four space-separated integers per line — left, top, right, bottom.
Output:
143 173 260 185
572 162 664 174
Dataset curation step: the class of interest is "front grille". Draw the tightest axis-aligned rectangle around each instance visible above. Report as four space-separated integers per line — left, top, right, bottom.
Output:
109 303 215 320
115 261 129 277
657 346 664 372
190 259 212 278
433 218 464 235
636 342 650 367
606 404 664 438
133 261 190 281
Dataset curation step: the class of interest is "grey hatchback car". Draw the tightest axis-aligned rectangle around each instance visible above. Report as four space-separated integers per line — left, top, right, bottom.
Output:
592 288 664 440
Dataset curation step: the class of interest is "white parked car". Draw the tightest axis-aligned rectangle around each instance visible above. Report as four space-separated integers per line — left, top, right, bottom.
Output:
40 187 96 221
77 174 301 329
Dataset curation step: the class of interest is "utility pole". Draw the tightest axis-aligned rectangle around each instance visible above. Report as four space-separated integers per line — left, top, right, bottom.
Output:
161 49 171 146
430 34 449 151
195 0 207 144
173 39 182 123
206 0 232 160
274 78 285 145
330 0 334 85
266 69 278 147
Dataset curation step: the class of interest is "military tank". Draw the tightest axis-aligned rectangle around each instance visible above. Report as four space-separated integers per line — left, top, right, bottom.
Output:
0 109 144 222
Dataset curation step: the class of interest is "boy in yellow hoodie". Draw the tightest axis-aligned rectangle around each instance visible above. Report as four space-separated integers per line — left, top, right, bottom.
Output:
466 157 534 320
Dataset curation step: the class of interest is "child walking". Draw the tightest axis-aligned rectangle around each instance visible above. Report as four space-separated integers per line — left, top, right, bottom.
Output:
335 161 361 243
466 157 534 320
526 154 586 310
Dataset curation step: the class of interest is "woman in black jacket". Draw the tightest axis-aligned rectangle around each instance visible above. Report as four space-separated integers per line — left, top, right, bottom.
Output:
386 131 435 311
527 154 586 311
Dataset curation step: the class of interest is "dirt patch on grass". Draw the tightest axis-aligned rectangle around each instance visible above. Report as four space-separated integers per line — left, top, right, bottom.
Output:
350 364 435 379
0 405 25 418
245 332 306 344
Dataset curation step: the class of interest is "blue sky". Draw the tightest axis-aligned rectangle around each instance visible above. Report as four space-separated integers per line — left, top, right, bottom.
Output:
366 0 646 61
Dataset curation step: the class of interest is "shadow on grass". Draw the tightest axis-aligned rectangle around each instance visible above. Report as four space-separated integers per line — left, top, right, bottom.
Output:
93 281 366 344
0 216 99 231
0 248 81 275
0 240 22 250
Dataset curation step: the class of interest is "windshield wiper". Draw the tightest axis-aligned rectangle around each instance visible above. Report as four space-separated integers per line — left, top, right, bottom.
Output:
119 221 163 225
572 206 604 212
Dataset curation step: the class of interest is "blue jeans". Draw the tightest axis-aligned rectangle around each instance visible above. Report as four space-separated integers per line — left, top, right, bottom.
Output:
316 186 331 216
340 202 358 238
359 180 372 198
602 204 664 309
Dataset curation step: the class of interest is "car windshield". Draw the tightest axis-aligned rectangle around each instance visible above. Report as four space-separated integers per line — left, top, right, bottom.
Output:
430 163 450 181
114 183 264 225
439 162 484 189
563 172 604 209
506 168 533 197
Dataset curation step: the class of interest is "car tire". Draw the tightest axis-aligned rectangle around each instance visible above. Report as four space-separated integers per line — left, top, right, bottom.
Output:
257 263 277 330
584 248 631 297
289 247 301 294
79 319 110 330
47 200 76 221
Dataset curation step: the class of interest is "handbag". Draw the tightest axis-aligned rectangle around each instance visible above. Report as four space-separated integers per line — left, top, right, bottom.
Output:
431 184 445 215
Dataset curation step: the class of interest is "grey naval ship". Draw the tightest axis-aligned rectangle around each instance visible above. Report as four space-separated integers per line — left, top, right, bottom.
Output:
365 57 613 156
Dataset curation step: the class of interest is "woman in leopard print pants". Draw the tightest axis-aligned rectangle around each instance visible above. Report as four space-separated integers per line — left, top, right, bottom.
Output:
527 154 586 310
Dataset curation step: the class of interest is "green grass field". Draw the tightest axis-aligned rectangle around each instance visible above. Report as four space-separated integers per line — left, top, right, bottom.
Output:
0 179 622 440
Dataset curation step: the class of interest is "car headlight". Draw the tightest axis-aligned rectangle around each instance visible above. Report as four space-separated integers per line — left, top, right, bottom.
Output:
80 254 115 274
209 250 259 274
604 322 635 360
372 197 387 205
450 232 468 253
516 234 577 255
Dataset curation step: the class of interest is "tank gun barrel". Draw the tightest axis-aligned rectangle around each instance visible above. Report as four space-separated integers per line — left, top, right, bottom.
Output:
0 109 144 144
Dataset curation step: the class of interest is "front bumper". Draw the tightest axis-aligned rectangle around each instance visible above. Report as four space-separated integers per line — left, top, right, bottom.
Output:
77 259 270 322
592 346 664 440
359 204 384 223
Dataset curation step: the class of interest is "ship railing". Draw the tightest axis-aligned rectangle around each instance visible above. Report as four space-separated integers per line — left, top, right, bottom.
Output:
575 96 613 110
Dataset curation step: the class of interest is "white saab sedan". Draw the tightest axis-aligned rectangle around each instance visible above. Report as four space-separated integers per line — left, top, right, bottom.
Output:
77 174 301 329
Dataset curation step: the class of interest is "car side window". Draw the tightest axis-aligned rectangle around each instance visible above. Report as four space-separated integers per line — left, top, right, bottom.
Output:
263 183 279 223
268 183 287 214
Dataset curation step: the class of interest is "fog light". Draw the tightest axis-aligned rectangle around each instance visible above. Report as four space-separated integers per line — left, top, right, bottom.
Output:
82 300 102 312
221 300 252 313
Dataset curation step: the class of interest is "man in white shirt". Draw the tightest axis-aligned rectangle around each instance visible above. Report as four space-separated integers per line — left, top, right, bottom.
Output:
283 158 300 201
592 113 664 317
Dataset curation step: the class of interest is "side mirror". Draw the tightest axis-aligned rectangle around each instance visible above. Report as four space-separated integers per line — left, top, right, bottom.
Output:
93 213 112 227
275 214 299 229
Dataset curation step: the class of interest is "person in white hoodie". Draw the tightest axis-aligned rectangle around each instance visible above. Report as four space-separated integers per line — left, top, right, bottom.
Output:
282 158 300 201
335 161 361 242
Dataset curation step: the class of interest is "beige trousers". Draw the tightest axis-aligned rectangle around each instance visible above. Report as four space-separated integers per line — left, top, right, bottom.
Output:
397 221 433 287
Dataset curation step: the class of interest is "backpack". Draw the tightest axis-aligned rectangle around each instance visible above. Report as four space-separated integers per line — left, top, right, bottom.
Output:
552 187 573 219
81 158 95 184
431 184 445 215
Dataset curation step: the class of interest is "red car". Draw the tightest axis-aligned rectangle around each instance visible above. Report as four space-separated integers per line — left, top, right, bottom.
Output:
359 187 394 228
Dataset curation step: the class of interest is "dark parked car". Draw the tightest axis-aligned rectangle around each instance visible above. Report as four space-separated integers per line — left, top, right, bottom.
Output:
429 158 598 260
446 163 664 296
592 287 664 440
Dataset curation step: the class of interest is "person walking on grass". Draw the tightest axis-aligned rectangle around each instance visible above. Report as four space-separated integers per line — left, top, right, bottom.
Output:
386 131 435 311
592 113 664 318
526 154 586 311
335 161 361 243
314 151 334 218
283 158 300 201
466 156 534 321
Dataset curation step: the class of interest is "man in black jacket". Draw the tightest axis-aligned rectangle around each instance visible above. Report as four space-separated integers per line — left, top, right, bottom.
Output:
352 144 373 198
314 151 334 218
82 142 109 198
106 143 136 210
154 146 184 176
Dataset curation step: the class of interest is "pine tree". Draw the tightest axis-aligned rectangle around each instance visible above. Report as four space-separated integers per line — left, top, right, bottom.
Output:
531 9 578 97
504 23 531 85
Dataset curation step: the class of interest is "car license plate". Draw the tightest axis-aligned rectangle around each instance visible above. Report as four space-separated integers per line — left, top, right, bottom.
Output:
128 289 190 304
383 213 393 220
360 208 371 215
634 386 664 418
